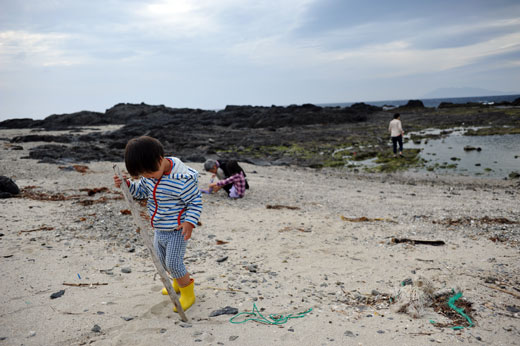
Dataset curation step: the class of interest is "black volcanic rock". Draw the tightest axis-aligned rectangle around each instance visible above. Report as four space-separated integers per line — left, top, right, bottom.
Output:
438 102 455 108
39 111 106 129
2 102 383 166
28 144 123 164
11 134 72 143
350 102 382 113
1 102 376 130
0 176 20 198
0 118 42 129
399 100 425 109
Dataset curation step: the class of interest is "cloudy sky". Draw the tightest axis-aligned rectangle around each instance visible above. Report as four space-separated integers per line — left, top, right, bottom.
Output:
1 0 519 120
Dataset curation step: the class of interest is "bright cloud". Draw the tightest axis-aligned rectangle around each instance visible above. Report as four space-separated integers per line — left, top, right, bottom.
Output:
0 30 87 67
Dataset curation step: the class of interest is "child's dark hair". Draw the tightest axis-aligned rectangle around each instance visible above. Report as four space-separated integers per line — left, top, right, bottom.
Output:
393 113 400 119
227 160 242 176
125 136 164 177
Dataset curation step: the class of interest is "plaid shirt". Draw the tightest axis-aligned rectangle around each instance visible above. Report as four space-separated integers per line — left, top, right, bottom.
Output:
216 172 246 197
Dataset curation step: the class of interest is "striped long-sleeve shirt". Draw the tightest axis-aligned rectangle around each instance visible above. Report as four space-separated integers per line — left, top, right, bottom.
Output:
128 157 203 230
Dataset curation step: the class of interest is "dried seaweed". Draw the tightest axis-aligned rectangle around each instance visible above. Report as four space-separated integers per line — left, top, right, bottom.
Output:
21 187 73 201
431 295 475 328
79 187 109 196
434 216 518 226
266 204 300 210
19 226 55 234
341 215 396 223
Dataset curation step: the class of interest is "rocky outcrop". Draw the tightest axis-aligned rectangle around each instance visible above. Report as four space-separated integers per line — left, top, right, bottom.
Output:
5 102 381 166
0 102 378 130
6 100 516 168
398 100 425 109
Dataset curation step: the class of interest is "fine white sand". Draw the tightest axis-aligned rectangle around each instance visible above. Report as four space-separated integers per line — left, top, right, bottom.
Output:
1 127 519 346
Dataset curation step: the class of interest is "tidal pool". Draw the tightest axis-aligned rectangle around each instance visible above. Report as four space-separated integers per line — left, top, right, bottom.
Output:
405 128 520 178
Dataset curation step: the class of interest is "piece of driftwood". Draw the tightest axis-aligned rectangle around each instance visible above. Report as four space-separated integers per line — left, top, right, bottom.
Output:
19 226 55 234
341 215 397 223
481 284 520 299
62 282 108 287
391 238 445 246
266 204 300 210
113 165 188 322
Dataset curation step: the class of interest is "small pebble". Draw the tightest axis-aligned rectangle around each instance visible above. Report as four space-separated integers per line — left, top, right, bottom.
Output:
216 256 228 263
91 325 101 333
344 330 355 337
121 267 131 274
50 290 65 299
210 306 238 317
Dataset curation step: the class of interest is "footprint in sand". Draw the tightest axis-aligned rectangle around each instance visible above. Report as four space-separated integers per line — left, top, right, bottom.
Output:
149 300 170 316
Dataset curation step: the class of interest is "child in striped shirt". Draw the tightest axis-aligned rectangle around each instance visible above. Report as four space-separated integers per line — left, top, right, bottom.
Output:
113 136 202 312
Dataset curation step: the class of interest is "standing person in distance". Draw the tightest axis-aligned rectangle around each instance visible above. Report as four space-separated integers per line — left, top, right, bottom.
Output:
389 113 405 157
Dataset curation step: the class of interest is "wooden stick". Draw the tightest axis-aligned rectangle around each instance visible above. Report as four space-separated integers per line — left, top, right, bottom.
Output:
63 282 108 287
481 284 520 299
391 237 445 246
113 165 188 322
19 226 55 234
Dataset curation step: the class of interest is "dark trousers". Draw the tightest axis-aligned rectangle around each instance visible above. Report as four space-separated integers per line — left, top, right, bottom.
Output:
391 135 403 154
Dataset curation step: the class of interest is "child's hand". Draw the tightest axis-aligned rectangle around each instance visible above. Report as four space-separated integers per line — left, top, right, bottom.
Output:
209 182 217 188
177 222 194 240
113 174 126 188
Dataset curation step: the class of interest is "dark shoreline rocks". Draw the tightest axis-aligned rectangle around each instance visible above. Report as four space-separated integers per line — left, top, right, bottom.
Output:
1 102 380 166
2 101 520 168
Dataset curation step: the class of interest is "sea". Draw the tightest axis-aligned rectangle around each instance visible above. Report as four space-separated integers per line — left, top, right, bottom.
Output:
318 93 520 108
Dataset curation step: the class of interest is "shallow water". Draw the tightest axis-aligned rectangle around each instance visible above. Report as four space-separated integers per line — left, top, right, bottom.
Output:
405 128 520 178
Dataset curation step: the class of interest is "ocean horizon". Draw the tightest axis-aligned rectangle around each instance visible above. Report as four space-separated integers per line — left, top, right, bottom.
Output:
319 93 520 109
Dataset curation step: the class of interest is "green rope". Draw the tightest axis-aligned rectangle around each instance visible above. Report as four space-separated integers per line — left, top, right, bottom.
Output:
447 291 474 330
229 303 312 325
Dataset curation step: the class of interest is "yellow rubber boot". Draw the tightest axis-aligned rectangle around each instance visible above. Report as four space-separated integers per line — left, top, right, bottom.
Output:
173 279 195 312
161 279 180 295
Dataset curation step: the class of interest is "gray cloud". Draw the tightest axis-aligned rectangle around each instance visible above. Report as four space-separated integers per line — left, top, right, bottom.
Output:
0 0 519 120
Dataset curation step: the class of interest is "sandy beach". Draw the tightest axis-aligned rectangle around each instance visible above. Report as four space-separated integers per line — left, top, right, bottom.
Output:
1 127 519 346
